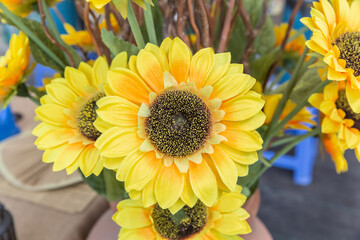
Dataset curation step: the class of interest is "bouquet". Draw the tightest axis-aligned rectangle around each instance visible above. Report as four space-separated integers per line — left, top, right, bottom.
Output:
0 0 359 239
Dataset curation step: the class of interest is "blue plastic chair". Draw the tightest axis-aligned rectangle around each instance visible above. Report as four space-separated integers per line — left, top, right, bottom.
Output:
263 126 319 186
0 106 20 142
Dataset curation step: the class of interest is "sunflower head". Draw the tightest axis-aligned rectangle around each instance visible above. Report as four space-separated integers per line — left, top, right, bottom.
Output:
335 89 360 130
113 191 251 240
152 201 207 239
334 32 360 77
95 37 265 210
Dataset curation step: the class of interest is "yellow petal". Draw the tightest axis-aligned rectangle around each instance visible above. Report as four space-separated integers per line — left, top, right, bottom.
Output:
110 52 128 70
222 129 263 152
189 161 218 206
205 52 231 86
64 67 90 96
169 37 191 83
53 143 85 171
222 112 266 131
107 68 151 104
214 213 251 235
346 83 360 113
155 164 184 209
35 128 74 150
180 176 198 207
118 227 155 240
95 127 142 158
125 152 161 191
212 74 255 101
210 146 237 191
222 94 265 121
213 192 247 213
45 82 77 108
217 143 258 165
136 49 164 92
35 104 69 127
114 208 152 229
189 48 215 89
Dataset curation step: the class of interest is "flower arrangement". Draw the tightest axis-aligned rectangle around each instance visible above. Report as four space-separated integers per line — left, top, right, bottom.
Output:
0 0 359 239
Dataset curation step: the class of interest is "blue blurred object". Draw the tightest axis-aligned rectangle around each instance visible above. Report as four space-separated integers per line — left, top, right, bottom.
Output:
283 0 313 39
0 106 20 142
50 0 82 33
264 107 319 186
33 64 57 88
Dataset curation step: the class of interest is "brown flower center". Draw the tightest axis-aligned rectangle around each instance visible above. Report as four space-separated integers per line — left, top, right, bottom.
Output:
335 90 360 130
77 93 105 141
145 90 211 157
152 201 208 240
334 32 360 76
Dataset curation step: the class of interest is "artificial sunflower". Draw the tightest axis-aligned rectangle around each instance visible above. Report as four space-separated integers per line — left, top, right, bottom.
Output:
95 37 265 210
86 0 154 19
274 23 306 56
301 0 360 113
0 31 30 108
0 0 61 16
113 190 251 240
309 83 360 156
263 94 317 131
32 54 127 176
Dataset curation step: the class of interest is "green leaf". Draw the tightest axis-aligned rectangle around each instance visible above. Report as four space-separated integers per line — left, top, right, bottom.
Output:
101 28 140 58
271 67 322 104
81 169 129 201
227 0 275 62
249 47 281 84
237 161 262 197
0 3 67 72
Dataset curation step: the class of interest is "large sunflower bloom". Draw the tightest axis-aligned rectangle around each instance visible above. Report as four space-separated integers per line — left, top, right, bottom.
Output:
0 0 61 16
86 0 153 19
301 0 360 113
95 37 265 210
0 32 30 108
263 94 317 131
309 83 360 165
113 190 251 240
32 55 127 176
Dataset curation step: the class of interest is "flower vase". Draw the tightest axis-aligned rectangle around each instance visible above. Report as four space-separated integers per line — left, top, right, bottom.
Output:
241 189 273 240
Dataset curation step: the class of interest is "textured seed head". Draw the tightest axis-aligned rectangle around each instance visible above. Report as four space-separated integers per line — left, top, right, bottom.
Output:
77 93 105 141
145 90 212 157
336 90 360 130
152 201 208 240
334 32 360 76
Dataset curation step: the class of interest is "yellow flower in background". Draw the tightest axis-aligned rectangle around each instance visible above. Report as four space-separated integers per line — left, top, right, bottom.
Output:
263 94 317 131
32 56 126 176
274 23 306 56
95 37 265 211
86 0 154 19
0 0 61 16
323 133 349 173
301 0 360 113
309 83 360 156
113 191 251 240
61 15 120 50
0 32 30 107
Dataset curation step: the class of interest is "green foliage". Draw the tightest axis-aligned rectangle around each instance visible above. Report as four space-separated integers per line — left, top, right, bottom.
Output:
82 168 129 201
271 67 322 105
227 0 275 63
0 3 81 72
101 28 140 58
250 48 281 84
237 161 262 197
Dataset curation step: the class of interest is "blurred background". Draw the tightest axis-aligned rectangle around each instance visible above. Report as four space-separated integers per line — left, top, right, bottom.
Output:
0 0 360 239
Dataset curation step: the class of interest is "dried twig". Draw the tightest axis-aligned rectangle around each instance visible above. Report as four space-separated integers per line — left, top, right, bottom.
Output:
217 0 235 52
187 0 201 50
194 0 211 47
176 0 190 46
104 5 115 34
263 0 305 88
239 0 269 73
108 4 130 40
37 0 75 67
84 2 102 57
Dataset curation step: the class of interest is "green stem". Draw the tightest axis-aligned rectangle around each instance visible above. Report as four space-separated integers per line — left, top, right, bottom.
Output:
266 79 330 142
269 135 299 148
247 127 321 189
266 68 287 93
0 2 65 69
40 0 61 42
113 0 145 49
262 47 309 148
143 2 157 45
